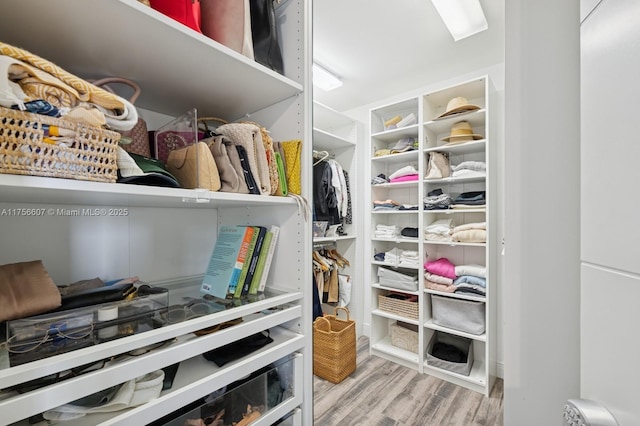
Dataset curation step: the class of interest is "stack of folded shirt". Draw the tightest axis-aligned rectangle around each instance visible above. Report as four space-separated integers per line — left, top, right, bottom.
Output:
451 161 486 178
373 199 401 211
451 222 486 243
382 247 421 268
388 164 419 183
423 257 457 292
400 227 419 238
398 249 420 268
451 191 486 209
371 174 389 185
424 188 453 210
374 224 400 238
453 264 487 296
424 218 455 242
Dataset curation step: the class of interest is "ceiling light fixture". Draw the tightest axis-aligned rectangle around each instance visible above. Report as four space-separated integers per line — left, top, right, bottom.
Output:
312 63 343 91
431 0 488 41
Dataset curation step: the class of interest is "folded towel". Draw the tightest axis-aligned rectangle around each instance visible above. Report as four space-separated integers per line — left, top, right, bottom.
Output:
455 264 486 278
451 229 487 243
389 164 418 180
452 222 486 233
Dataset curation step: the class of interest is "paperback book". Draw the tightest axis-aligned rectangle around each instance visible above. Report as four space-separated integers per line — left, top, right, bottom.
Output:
201 225 254 299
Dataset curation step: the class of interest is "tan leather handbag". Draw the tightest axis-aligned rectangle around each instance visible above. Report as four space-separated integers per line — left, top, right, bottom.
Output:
166 142 221 191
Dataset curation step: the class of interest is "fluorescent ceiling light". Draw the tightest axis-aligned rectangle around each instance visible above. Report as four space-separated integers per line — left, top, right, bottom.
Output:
313 63 342 91
431 0 488 41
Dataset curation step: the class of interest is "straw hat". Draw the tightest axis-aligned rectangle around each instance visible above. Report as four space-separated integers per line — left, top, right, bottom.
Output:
441 121 483 143
435 96 480 119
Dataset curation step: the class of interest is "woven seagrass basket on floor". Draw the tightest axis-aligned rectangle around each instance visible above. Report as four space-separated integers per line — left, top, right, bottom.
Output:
0 106 121 183
313 306 356 384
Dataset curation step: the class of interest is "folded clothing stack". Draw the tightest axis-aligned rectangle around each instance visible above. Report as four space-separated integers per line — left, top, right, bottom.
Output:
453 264 487 296
451 222 486 243
373 199 401 211
451 191 486 209
424 218 455 242
423 259 487 297
388 164 419 183
371 173 389 185
374 224 400 238
424 188 453 210
379 247 421 268
451 161 486 178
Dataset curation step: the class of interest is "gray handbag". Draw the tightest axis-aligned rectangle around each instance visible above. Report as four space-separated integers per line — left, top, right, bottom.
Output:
205 134 250 194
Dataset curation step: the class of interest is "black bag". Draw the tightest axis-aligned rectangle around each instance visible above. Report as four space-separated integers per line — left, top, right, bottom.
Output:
203 330 273 366
250 0 284 74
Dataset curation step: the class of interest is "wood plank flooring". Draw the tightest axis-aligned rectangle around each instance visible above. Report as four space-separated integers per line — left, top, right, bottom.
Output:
313 336 503 426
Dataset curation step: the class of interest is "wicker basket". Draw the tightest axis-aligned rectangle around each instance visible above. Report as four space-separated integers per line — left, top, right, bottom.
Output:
0 107 120 183
313 307 356 384
378 292 419 320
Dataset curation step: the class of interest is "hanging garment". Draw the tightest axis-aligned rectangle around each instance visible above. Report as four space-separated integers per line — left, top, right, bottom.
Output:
342 170 353 225
313 161 340 224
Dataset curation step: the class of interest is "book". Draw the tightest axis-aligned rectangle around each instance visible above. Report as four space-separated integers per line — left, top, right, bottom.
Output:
233 227 259 298
248 230 273 295
201 225 253 299
240 226 267 296
257 225 280 293
227 226 255 295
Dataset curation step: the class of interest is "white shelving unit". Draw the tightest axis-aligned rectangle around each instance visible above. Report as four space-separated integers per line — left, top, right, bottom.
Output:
0 0 313 424
311 102 359 321
366 76 496 395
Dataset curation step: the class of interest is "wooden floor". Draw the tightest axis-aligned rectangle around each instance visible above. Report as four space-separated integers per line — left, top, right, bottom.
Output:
313 336 504 426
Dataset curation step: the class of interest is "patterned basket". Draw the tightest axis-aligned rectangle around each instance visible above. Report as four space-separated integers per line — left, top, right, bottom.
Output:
378 292 419 320
0 107 120 183
313 307 356 384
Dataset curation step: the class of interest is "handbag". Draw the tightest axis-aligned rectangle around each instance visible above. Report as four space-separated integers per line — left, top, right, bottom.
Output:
241 121 280 195
166 142 221 191
206 134 249 193
0 260 61 321
249 0 284 74
272 141 288 195
235 145 261 194
200 0 254 59
91 77 151 158
425 151 451 179
281 139 302 195
216 122 271 195
150 0 202 33
198 117 249 194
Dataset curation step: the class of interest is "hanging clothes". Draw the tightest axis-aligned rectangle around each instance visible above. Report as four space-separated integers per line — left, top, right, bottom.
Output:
313 161 340 225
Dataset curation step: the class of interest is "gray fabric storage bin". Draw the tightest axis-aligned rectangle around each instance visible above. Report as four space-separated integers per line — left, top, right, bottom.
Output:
426 331 473 376
431 294 486 335
377 267 418 291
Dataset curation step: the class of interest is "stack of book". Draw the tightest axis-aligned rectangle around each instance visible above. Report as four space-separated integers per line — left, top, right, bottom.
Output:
200 224 280 299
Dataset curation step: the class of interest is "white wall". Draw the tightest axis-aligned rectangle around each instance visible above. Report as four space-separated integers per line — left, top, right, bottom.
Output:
504 0 581 424
581 0 640 423
343 63 507 378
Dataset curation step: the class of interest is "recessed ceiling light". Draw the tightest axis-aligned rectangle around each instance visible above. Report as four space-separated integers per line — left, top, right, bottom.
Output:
432 0 489 41
313 63 343 91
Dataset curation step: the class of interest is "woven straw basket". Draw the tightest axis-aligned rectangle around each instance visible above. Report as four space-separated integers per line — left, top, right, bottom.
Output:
0 107 120 183
378 293 419 320
313 307 356 384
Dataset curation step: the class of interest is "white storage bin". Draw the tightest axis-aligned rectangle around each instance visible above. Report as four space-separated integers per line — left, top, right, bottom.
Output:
431 294 485 335
426 331 473 376
377 267 418 291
